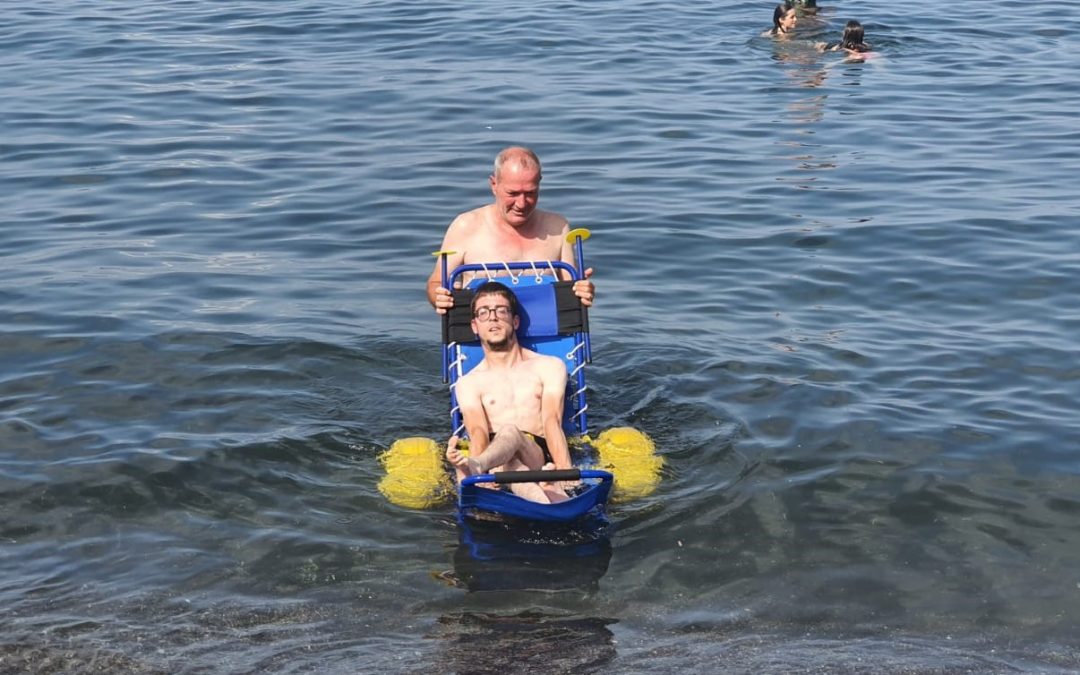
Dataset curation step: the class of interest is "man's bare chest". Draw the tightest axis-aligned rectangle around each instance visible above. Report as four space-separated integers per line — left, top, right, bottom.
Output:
477 371 544 414
465 226 559 263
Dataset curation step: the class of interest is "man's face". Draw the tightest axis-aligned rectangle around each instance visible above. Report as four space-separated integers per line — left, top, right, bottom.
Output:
490 164 540 228
471 294 519 351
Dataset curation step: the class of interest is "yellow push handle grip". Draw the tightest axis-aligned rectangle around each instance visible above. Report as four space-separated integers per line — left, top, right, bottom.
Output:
565 228 591 243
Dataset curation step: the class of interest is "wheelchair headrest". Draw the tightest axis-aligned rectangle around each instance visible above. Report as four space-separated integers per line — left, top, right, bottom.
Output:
443 279 586 345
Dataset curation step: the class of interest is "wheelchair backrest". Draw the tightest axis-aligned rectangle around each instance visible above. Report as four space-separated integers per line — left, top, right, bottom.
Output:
442 263 589 438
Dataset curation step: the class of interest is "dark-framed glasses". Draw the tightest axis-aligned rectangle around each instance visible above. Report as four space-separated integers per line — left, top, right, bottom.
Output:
473 305 513 321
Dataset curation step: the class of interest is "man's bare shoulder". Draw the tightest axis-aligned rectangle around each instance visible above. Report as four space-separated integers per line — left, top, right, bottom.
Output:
531 209 570 236
520 349 567 376
456 361 488 390
447 205 490 235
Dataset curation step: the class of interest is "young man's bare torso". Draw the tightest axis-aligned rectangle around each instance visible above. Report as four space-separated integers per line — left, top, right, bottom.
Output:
456 347 562 440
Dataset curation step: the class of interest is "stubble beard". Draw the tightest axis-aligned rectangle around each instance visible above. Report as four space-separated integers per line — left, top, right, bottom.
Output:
485 335 513 352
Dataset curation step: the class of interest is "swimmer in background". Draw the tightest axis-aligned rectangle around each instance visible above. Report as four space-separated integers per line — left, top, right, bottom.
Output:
764 3 798 38
817 20 874 56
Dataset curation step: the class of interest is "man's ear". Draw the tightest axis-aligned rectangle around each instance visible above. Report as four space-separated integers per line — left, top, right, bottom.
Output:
512 315 521 331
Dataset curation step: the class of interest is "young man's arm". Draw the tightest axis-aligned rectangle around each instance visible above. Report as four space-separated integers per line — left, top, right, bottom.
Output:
454 375 491 458
538 358 573 470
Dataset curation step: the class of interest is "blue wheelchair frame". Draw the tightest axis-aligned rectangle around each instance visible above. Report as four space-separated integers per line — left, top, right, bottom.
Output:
437 233 613 523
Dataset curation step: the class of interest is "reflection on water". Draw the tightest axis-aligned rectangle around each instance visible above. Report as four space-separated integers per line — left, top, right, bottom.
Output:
771 43 835 196
446 517 613 594
776 49 830 90
432 611 617 675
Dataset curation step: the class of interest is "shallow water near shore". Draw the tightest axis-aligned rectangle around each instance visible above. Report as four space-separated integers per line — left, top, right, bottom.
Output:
4 0 1080 672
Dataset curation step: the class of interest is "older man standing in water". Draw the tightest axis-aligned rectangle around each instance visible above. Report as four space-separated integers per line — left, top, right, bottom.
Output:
426 146 595 313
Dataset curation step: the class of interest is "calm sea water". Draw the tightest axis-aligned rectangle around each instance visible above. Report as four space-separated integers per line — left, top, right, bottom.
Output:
3 0 1080 672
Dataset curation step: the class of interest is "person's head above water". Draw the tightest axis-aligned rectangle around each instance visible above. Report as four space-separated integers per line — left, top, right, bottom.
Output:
772 4 798 34
489 146 542 229
840 20 871 52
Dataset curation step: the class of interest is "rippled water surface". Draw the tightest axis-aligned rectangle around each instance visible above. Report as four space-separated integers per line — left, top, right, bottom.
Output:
4 0 1080 672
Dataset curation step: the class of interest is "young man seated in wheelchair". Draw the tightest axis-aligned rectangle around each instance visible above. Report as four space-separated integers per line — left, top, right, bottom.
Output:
445 281 574 504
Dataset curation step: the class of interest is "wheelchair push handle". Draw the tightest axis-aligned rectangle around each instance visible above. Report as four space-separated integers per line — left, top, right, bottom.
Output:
433 249 456 382
565 228 592 362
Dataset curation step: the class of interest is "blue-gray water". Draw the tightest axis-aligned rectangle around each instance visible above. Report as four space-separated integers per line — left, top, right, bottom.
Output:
3 0 1080 672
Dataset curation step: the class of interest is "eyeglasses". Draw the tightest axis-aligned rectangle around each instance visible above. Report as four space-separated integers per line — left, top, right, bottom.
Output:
473 305 513 321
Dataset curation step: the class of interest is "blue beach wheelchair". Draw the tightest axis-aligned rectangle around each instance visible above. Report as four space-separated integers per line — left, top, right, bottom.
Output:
436 229 614 524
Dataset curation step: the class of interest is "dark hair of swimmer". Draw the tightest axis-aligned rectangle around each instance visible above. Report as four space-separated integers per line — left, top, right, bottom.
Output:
840 20 872 52
470 281 520 318
773 4 787 28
